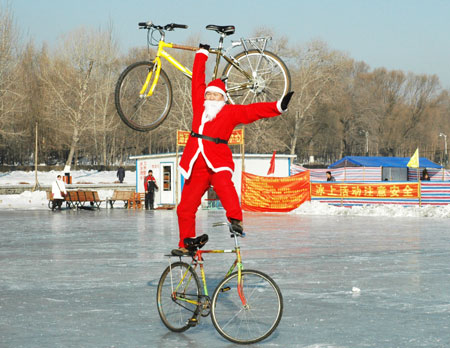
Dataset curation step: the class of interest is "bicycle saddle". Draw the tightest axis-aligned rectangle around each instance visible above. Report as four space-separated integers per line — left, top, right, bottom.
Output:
184 234 209 252
206 25 235 36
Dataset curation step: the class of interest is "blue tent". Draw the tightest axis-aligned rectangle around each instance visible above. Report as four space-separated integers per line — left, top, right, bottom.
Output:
329 156 442 169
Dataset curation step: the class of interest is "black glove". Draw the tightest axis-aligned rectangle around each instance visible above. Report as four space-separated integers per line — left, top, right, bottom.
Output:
199 43 210 51
281 91 294 111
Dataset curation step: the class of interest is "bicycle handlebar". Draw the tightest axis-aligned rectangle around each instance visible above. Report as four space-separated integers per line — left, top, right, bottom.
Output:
170 23 188 29
212 222 245 237
138 21 188 31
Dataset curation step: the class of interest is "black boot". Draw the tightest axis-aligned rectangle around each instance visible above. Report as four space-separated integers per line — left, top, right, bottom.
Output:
230 219 243 235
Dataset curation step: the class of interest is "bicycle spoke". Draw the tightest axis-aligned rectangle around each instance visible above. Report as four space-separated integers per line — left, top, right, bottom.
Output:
115 61 172 132
223 50 290 106
157 262 201 332
211 270 283 344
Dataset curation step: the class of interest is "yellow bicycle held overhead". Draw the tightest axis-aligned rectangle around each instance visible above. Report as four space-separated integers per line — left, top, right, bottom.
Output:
114 21 291 132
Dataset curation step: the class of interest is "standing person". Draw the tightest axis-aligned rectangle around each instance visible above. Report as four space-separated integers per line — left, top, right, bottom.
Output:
144 170 158 210
51 175 67 211
326 171 336 182
117 166 125 183
172 44 294 255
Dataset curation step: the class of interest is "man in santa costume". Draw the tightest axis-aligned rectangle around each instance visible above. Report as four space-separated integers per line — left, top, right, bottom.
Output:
172 44 293 255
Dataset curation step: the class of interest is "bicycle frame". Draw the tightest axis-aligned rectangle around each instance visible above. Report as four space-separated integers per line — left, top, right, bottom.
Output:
169 244 248 308
141 34 256 98
140 41 193 97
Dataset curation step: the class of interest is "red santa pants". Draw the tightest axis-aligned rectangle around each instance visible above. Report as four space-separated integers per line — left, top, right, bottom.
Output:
177 155 242 247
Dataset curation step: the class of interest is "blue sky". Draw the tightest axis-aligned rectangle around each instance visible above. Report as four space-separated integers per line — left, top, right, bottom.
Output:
10 0 450 88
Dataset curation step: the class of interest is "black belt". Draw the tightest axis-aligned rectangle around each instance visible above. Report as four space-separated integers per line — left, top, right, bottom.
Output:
190 131 227 144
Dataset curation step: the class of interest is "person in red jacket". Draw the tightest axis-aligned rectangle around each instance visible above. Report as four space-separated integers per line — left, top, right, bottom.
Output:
144 170 158 210
172 44 293 255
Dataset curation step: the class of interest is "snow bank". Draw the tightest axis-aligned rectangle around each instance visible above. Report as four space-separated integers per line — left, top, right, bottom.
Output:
0 170 126 210
0 169 136 186
0 190 114 210
2 170 450 217
292 201 450 218
2 190 450 217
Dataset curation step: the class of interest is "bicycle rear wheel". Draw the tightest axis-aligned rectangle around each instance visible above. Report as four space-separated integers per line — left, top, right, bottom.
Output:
211 269 283 344
156 261 201 332
222 50 291 105
115 61 172 132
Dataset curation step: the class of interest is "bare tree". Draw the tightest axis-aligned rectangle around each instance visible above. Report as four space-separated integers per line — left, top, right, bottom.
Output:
88 23 121 165
39 27 119 167
0 3 24 144
281 40 351 155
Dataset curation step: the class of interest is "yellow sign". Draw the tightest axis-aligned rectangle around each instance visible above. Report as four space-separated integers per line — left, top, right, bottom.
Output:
176 129 244 146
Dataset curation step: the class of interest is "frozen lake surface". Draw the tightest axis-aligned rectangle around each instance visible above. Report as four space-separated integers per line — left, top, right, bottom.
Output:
1 209 449 347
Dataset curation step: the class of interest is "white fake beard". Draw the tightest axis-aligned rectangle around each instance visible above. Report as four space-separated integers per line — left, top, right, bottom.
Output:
203 100 225 122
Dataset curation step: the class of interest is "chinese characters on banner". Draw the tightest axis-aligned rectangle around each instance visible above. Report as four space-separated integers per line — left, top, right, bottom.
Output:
311 182 420 199
241 171 311 212
176 129 244 146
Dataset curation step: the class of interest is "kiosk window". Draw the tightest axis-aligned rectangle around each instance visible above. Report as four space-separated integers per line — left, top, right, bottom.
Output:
163 166 171 191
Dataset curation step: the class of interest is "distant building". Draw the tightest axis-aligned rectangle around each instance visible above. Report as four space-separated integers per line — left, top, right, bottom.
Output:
130 153 296 207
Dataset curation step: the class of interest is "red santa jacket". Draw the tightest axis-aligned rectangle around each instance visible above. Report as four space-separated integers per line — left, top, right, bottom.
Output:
179 49 284 179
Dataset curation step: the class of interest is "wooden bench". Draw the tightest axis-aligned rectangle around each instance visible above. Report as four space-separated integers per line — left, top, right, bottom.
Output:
46 191 74 209
109 190 134 208
75 190 94 209
128 192 145 209
46 190 102 210
66 191 79 208
92 191 104 208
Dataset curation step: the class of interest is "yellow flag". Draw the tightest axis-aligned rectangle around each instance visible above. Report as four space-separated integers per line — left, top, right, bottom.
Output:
407 148 419 168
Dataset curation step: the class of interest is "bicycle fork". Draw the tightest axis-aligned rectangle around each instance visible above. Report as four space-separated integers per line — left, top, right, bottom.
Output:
139 57 161 98
140 40 194 98
235 247 248 308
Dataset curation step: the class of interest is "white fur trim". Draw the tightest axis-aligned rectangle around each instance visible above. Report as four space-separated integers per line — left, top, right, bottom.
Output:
205 86 227 101
277 100 284 113
179 165 188 178
197 48 209 56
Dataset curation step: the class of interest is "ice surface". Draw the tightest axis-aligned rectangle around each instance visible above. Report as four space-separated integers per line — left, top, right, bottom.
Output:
1 209 449 347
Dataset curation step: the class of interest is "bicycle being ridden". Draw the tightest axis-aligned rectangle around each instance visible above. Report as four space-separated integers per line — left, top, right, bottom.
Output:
115 21 292 132
157 222 283 344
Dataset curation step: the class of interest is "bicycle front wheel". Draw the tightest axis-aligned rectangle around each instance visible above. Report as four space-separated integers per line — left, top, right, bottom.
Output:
222 50 291 105
156 261 201 332
211 269 283 344
115 61 172 132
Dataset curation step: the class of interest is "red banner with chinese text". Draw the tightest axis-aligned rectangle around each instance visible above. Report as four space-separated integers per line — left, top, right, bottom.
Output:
177 129 244 146
241 171 311 212
311 182 419 199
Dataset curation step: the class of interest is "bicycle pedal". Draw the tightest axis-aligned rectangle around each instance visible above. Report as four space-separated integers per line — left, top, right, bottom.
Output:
187 317 199 327
220 286 231 293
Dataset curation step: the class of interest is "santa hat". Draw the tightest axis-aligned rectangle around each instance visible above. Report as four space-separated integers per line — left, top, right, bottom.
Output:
205 79 227 101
